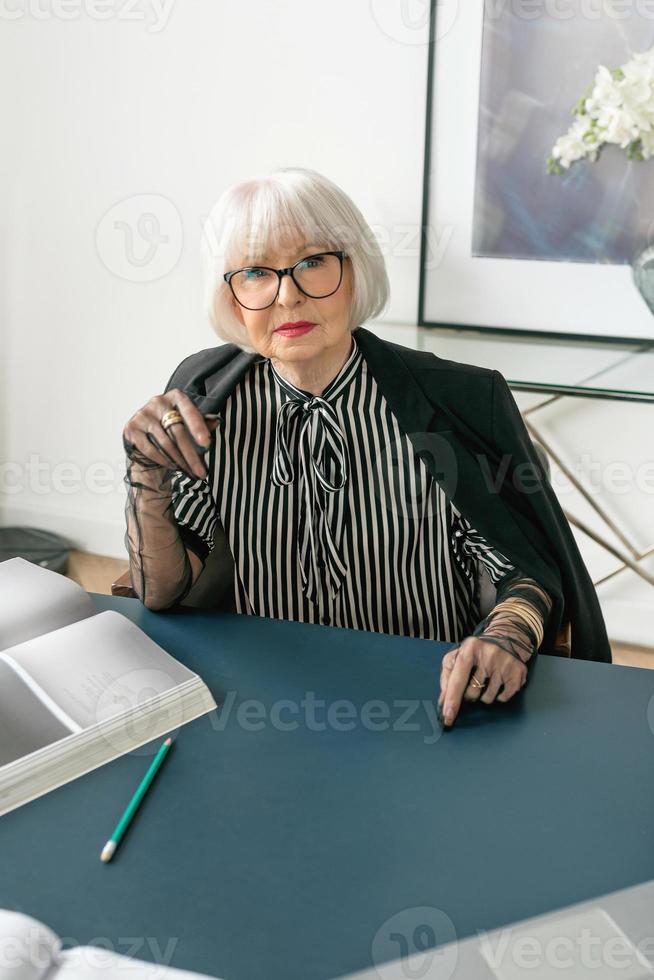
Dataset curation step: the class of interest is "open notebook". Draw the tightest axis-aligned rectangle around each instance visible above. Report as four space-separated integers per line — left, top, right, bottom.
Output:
0 909 221 978
0 557 217 818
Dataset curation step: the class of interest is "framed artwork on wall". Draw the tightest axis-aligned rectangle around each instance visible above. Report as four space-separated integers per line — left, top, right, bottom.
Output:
419 0 654 343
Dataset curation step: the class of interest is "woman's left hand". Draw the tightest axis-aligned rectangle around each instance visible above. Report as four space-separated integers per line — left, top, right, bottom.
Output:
438 637 528 727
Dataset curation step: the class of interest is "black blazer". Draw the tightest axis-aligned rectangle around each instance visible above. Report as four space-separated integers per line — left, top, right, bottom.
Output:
164 325 612 663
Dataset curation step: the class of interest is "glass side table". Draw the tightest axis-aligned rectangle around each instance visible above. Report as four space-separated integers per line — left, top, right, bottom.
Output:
376 322 654 592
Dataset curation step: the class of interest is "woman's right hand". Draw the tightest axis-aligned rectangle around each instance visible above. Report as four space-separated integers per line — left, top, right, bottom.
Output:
122 388 220 481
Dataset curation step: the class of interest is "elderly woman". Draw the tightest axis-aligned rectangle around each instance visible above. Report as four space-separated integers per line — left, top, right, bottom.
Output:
121 167 611 727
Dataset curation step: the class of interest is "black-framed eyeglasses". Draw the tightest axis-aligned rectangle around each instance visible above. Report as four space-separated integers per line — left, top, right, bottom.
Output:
223 250 348 311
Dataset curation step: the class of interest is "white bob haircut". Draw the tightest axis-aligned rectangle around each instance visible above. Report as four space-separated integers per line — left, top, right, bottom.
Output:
201 166 390 353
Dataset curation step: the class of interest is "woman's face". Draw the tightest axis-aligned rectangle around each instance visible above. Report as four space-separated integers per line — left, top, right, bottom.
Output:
229 241 353 366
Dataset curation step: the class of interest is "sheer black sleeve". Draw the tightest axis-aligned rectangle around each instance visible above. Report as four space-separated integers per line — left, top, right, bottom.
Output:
122 426 217 611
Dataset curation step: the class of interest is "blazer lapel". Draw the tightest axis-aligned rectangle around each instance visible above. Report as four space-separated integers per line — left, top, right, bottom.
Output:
354 326 493 508
353 326 447 433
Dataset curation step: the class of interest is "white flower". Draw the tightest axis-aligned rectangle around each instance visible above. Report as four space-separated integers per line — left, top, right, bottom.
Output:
552 117 596 167
548 45 654 172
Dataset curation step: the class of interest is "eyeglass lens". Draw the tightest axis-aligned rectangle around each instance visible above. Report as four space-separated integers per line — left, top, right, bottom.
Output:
230 253 342 309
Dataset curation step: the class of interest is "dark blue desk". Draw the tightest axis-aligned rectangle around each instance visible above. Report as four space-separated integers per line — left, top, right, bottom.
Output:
1 595 653 980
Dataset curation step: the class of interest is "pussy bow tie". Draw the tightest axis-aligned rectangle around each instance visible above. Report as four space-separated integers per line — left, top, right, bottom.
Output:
271 393 349 603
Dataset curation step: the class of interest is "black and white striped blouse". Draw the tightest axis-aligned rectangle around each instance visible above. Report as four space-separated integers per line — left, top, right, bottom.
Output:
170 332 516 642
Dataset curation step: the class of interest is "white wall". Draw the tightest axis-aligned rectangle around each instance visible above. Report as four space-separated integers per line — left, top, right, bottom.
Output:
1 3 651 646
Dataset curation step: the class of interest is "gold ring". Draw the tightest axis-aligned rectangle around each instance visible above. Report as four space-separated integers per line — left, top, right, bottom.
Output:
161 409 184 430
470 674 486 690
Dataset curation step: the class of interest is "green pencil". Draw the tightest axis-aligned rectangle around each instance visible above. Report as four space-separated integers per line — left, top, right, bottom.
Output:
100 736 173 862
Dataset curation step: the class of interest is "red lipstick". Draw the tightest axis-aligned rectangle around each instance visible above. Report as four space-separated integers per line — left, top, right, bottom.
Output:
274 321 317 337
